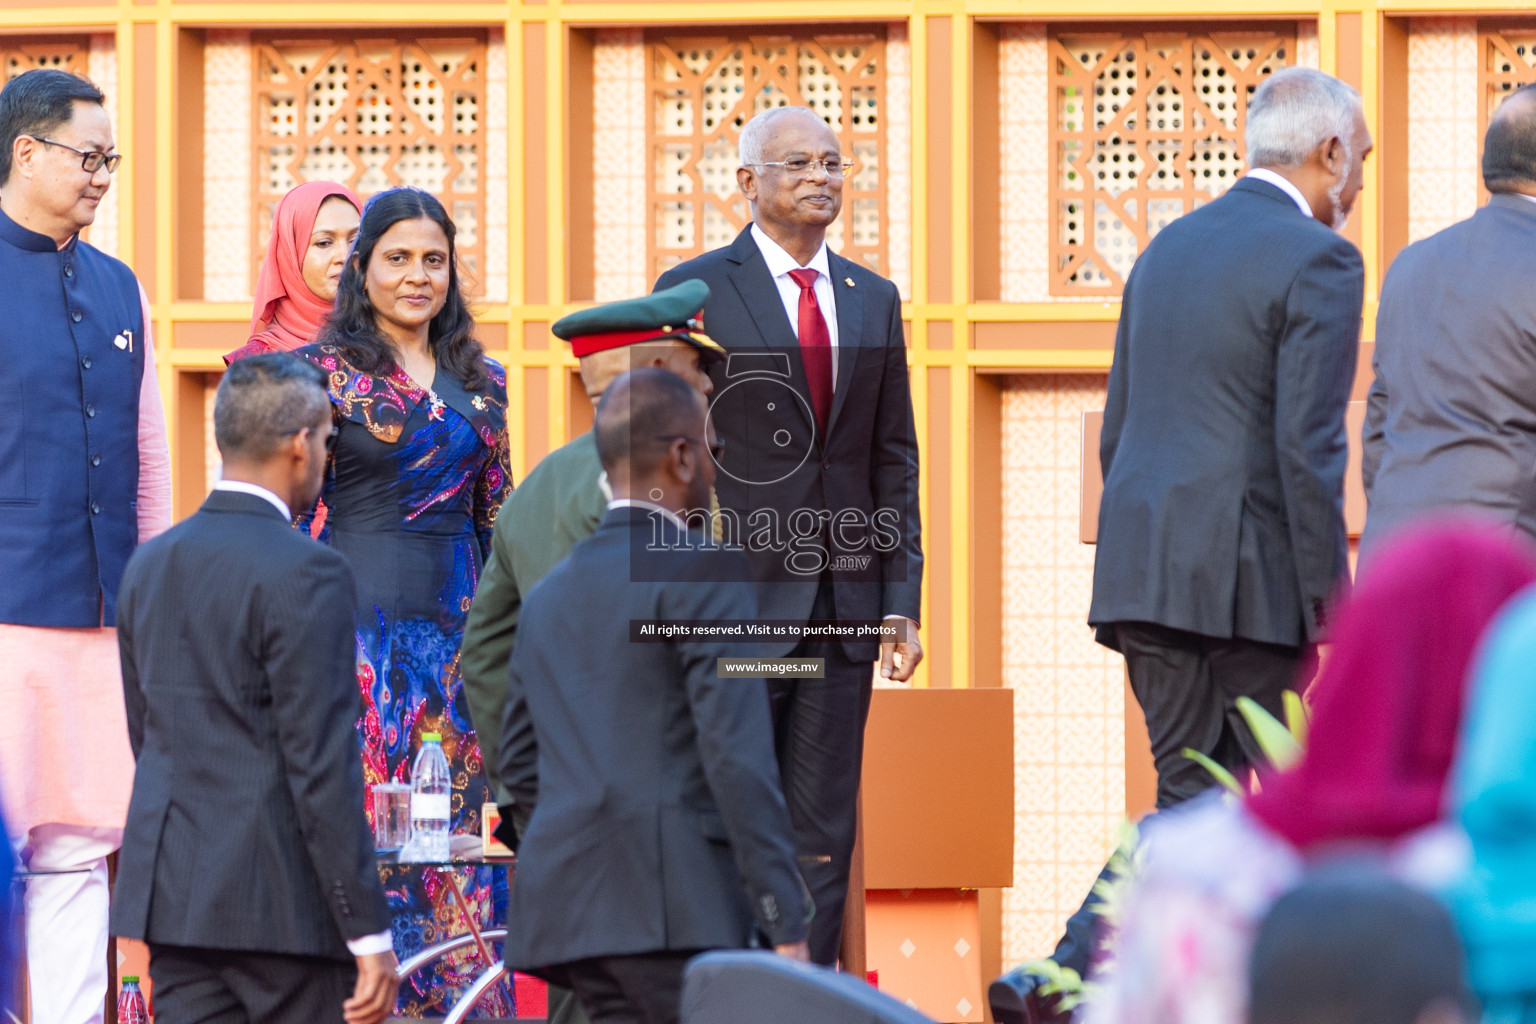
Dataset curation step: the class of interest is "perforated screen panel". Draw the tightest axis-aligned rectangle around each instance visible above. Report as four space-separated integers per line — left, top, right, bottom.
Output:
1048 28 1294 295
1481 26 1536 179
2 41 85 79
645 31 888 281
252 35 488 295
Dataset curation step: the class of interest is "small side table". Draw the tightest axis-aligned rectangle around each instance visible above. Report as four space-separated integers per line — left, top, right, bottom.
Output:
378 835 515 1024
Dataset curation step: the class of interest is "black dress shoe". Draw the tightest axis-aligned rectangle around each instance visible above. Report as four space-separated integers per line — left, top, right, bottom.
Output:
988 967 1075 1024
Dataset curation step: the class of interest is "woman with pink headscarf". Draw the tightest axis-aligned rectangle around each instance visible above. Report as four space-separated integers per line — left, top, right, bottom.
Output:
225 179 362 364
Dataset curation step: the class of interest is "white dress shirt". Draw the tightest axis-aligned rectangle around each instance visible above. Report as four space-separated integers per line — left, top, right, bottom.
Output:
749 227 912 631
750 223 841 388
211 477 393 958
211 479 290 520
608 498 688 532
1244 168 1313 218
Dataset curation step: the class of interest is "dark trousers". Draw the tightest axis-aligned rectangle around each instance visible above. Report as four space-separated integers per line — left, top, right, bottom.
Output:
147 944 356 1024
562 951 698 1024
548 981 594 1024
1047 621 1309 977
1118 621 1308 809
768 579 873 967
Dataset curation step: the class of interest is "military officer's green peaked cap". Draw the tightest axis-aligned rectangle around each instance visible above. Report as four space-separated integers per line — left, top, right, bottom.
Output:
553 279 725 359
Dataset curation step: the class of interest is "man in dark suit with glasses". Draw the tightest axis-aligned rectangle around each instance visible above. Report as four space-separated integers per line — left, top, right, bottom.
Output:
654 105 923 968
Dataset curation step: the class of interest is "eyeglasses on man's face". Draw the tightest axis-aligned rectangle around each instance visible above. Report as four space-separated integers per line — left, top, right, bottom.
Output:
755 156 855 179
26 136 122 175
282 423 340 454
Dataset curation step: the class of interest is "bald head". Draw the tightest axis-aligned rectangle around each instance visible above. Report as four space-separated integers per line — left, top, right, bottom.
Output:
594 368 708 480
739 106 829 167
1484 85 1536 194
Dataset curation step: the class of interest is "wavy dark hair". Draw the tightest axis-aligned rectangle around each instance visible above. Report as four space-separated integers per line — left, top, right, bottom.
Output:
320 186 488 391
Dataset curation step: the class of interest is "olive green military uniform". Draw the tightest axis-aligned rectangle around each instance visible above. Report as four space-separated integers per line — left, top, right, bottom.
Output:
461 429 607 806
460 281 721 1024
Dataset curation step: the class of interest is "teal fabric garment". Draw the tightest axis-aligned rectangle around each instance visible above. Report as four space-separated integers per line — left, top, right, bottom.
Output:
1445 586 1536 997
1484 996 1536 1024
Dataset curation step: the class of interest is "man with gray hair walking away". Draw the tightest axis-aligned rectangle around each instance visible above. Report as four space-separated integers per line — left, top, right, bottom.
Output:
992 65 1371 1024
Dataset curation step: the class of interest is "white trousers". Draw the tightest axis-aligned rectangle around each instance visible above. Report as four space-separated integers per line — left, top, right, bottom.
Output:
18 824 121 1024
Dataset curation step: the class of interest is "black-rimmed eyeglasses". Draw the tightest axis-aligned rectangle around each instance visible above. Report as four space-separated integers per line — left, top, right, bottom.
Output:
26 136 121 174
656 434 725 461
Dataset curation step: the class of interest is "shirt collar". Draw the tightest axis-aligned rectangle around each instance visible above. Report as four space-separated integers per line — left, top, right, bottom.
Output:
1245 169 1314 219
751 222 831 282
213 479 292 521
608 498 687 532
1514 193 1536 208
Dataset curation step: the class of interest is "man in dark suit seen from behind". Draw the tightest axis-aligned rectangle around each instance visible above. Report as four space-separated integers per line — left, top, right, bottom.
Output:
995 66 1372 1024
111 354 398 1024
1093 63 1369 823
496 368 810 1024
654 105 923 967
1362 84 1536 559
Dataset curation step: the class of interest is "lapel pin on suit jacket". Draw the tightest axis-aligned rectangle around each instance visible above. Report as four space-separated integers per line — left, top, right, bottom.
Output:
844 277 855 287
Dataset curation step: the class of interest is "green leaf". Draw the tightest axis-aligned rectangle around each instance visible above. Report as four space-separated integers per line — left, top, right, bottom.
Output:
1237 697 1303 770
1182 747 1243 794
1018 959 1085 1010
1283 689 1309 747
1090 820 1141 931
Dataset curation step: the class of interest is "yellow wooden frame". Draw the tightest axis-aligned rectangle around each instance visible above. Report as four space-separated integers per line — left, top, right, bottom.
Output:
0 0 1454 693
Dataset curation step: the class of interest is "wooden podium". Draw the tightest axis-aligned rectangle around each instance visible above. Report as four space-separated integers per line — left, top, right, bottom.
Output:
859 687 1013 1022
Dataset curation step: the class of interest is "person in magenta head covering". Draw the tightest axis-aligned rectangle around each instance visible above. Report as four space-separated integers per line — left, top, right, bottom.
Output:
1078 518 1536 1024
225 179 362 364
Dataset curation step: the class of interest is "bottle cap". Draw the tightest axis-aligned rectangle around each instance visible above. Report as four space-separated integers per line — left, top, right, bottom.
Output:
422 732 441 742
122 976 139 983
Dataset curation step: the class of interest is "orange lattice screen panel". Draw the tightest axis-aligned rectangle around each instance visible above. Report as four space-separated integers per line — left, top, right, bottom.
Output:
1 39 86 80
1481 25 1536 118
1048 26 1295 296
645 30 887 282
252 34 488 296
1480 25 1536 199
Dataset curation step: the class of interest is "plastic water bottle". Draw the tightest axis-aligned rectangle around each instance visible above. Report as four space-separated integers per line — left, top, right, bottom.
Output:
117 977 149 1024
409 732 451 862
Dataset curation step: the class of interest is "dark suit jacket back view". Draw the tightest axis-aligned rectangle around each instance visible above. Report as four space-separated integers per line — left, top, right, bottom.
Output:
1361 194 1536 555
655 227 922 661
111 489 389 959
1088 179 1364 648
497 507 809 973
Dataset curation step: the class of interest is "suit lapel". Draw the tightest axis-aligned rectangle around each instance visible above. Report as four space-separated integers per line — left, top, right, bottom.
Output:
723 227 871 443
726 242 799 352
724 227 817 438
826 251 865 438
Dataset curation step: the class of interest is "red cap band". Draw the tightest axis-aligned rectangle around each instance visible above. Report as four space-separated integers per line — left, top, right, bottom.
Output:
569 328 685 358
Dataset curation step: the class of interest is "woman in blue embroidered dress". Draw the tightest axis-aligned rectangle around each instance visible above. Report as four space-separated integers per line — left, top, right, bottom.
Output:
297 187 512 1017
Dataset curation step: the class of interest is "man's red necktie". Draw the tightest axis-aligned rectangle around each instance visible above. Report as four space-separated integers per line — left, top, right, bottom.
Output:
788 267 833 437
